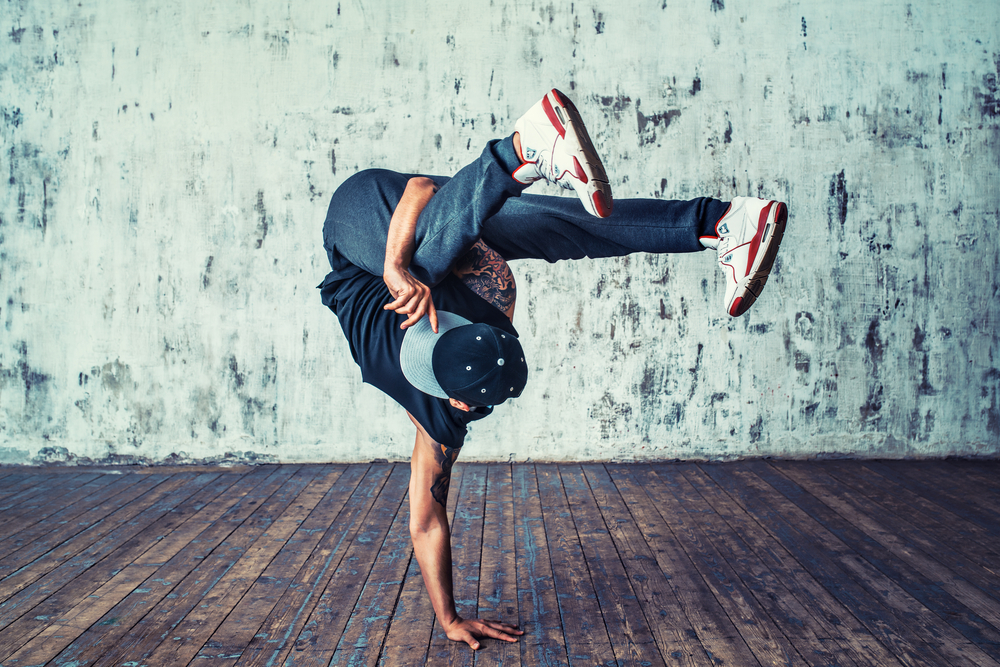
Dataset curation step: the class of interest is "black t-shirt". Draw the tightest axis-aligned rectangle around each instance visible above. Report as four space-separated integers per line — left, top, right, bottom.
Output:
319 264 518 449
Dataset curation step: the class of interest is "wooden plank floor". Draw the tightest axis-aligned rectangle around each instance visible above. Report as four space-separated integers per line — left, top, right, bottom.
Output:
0 460 997 666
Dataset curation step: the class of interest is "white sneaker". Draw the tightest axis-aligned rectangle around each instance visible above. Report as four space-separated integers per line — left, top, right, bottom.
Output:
512 89 613 218
701 197 788 317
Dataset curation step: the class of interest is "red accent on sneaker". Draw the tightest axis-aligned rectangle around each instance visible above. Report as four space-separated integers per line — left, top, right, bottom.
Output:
746 201 773 274
571 156 588 183
592 191 612 218
542 94 566 139
729 296 743 317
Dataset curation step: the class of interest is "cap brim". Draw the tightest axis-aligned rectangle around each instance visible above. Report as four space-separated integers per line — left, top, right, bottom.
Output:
399 311 472 398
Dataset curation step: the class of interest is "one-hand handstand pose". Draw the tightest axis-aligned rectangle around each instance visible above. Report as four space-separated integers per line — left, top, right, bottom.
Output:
319 89 787 650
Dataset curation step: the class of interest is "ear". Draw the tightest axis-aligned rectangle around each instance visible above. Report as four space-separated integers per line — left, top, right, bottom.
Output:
448 398 471 412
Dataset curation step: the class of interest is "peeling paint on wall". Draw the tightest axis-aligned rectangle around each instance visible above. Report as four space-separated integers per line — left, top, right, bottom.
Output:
0 0 997 463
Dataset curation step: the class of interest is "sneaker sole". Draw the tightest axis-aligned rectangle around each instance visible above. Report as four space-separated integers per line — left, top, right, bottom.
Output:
546 89 614 217
729 201 787 317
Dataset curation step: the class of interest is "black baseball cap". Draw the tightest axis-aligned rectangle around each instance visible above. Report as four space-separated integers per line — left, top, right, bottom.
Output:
400 311 528 406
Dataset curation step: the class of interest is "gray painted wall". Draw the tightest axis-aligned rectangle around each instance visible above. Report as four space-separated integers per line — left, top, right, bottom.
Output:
1 0 998 464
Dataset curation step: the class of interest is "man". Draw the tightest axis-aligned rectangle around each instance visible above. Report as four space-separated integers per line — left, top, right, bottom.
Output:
319 89 787 649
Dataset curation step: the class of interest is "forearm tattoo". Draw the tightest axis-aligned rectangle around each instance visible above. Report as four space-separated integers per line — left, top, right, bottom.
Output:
430 443 461 508
454 241 516 314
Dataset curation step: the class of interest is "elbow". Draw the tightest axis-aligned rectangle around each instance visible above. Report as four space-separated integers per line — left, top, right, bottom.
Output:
408 176 438 195
409 511 447 539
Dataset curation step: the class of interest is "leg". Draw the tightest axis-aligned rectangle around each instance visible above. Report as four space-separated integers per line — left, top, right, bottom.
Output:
480 191 728 263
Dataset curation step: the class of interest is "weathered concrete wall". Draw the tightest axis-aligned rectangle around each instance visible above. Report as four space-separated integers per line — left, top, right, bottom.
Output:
1 0 998 464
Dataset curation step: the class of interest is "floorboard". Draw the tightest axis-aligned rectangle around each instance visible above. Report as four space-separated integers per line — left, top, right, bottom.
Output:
0 460 996 666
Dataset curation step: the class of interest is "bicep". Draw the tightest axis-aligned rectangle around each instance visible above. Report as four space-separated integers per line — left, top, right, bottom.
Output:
451 240 516 320
407 412 461 525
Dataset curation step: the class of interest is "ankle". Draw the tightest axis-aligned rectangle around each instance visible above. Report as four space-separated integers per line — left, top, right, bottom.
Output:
513 132 522 161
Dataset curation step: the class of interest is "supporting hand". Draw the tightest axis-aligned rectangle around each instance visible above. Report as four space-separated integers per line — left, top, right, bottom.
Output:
444 616 524 650
383 264 438 332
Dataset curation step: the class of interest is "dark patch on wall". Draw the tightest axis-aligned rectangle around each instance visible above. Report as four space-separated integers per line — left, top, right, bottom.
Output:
260 350 278 389
978 54 999 118
201 256 214 289
99 359 133 394
595 94 632 122
592 10 604 34
724 117 732 144
228 355 245 389
794 351 810 374
749 415 762 443
690 78 701 96
306 161 322 202
710 0 724 10
41 175 51 237
829 170 848 232
253 190 269 248
17 184 26 226
330 148 336 175
687 343 704 400
794 312 814 340
864 319 883 371
9 25 26 43
639 365 665 417
916 355 937 396
636 100 681 147
982 368 999 436
1 341 54 434
2 107 22 128
591 392 633 440
860 318 884 424
266 31 289 59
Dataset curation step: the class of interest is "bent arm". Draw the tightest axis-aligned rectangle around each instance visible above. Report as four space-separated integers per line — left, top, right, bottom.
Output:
383 177 440 331
406 413 523 649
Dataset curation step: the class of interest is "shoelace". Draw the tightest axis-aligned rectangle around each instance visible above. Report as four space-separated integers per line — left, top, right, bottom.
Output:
533 144 574 191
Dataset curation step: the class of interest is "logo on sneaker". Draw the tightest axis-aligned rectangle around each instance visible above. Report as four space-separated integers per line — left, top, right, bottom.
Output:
525 147 537 160
718 223 730 235
723 254 733 263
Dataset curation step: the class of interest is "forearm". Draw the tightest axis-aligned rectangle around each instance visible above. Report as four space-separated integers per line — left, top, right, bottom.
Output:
383 178 440 330
410 513 459 628
385 177 438 272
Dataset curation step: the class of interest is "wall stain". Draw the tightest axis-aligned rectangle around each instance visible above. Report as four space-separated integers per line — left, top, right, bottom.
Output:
592 10 605 34
636 99 681 146
253 190 269 249
829 170 848 231
977 54 1000 118
201 256 214 289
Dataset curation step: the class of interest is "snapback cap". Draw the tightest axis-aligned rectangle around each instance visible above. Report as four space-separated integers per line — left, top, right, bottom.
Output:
400 311 528 406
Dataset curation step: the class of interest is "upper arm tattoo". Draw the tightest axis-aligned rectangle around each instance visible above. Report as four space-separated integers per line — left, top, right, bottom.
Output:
453 240 516 314
429 443 460 508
